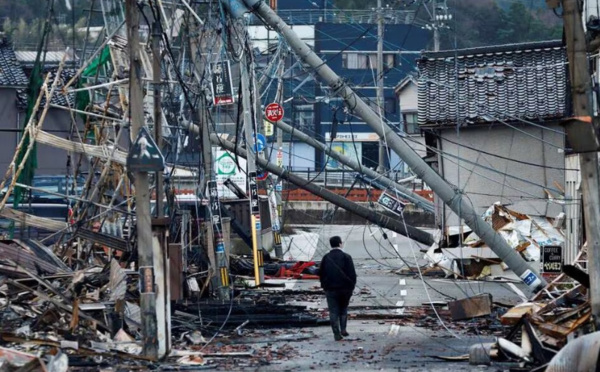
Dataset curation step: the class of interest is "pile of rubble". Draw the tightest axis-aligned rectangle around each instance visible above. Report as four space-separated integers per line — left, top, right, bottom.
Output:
424 202 565 281
0 238 328 370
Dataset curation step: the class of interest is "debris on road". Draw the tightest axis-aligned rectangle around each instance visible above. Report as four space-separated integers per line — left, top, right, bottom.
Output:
448 294 493 320
423 203 565 281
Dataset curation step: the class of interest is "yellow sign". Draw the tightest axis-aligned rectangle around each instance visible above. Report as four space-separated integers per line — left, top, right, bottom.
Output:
264 120 274 136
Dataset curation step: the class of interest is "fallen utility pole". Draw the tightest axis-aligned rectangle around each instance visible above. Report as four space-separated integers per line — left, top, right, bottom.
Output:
209 134 435 246
271 119 434 212
125 0 159 359
561 0 600 328
236 0 546 291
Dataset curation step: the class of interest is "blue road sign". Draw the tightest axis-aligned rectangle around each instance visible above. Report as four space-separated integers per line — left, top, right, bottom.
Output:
254 133 266 152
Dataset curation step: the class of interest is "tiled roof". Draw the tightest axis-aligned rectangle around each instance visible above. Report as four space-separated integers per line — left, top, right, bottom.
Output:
17 69 78 110
15 50 78 64
0 38 28 87
417 40 567 127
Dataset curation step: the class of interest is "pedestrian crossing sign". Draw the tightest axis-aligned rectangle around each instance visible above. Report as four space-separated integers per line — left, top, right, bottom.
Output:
127 126 165 172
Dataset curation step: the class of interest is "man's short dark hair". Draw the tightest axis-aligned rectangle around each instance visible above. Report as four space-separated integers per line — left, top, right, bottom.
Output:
330 236 342 248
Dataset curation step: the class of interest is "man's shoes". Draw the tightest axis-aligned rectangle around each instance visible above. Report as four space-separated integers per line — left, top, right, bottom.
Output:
341 331 349 337
334 334 343 341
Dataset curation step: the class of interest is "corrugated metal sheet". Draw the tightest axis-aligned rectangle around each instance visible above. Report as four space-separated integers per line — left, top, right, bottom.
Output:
417 40 567 127
0 240 70 275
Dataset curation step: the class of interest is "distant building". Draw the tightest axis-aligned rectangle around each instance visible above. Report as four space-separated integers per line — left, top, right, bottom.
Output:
311 22 430 171
417 40 568 230
0 37 29 177
0 37 83 177
393 75 425 175
244 2 430 177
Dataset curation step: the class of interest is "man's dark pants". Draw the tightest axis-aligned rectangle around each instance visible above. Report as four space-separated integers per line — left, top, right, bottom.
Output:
325 289 352 339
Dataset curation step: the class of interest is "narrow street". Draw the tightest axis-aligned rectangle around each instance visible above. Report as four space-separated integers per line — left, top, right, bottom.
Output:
0 1 591 370
229 225 525 371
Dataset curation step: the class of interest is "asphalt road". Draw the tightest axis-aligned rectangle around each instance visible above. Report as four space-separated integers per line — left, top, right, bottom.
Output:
246 224 528 371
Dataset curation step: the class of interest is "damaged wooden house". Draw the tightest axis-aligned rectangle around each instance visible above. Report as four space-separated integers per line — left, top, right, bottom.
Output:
417 40 569 244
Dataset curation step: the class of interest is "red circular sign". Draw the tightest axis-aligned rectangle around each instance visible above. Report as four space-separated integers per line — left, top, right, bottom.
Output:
265 103 284 122
257 171 268 181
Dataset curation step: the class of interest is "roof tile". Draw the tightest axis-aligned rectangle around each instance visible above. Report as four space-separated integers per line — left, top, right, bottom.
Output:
417 40 567 127
0 38 28 87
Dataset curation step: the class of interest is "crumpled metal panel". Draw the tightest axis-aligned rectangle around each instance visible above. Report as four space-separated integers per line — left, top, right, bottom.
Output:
108 258 127 301
546 331 600 372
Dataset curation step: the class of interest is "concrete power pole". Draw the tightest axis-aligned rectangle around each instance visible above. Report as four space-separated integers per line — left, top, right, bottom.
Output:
432 1 440 52
202 98 231 301
273 55 285 258
241 53 265 285
561 0 600 328
271 119 433 211
237 0 547 291
125 0 159 359
151 19 171 358
210 134 436 246
376 0 386 174
188 24 231 301
427 0 450 52
152 22 164 217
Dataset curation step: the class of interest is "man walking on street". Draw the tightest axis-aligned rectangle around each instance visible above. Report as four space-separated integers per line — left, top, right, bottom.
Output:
319 236 357 341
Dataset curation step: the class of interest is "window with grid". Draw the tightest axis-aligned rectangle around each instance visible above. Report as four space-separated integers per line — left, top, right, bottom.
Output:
403 112 419 134
342 53 396 70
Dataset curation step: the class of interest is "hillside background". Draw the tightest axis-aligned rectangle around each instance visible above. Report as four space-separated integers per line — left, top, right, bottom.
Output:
0 0 563 50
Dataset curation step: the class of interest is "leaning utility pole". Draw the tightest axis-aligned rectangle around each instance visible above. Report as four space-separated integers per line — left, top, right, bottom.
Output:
376 0 386 174
125 0 158 359
241 52 265 285
561 0 600 328
210 134 435 246
232 0 546 291
271 119 433 212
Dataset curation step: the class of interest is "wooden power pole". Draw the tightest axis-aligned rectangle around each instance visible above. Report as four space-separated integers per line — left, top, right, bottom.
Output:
561 0 600 328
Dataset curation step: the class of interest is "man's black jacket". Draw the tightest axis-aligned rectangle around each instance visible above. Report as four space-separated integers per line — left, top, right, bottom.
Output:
319 248 357 291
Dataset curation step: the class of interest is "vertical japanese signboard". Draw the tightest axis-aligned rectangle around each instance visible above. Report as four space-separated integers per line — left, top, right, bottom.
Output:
208 181 224 253
210 61 234 106
248 171 261 230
